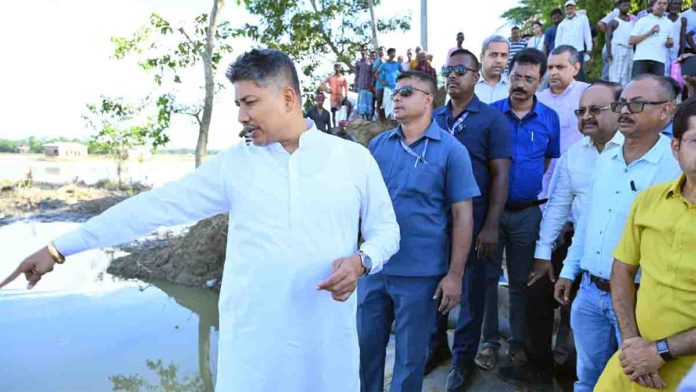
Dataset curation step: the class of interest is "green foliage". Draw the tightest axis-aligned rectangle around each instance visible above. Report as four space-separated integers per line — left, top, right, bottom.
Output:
240 0 409 97
109 359 205 392
0 136 88 153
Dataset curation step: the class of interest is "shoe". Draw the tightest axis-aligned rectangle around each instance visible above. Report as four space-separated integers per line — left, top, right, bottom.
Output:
499 362 552 387
424 346 452 375
445 365 475 392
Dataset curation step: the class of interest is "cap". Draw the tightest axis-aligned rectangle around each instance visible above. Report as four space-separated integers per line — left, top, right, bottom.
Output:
564 0 577 6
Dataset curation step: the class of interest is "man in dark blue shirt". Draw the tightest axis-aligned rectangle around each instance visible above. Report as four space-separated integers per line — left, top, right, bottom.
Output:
426 48 512 391
544 8 564 55
488 48 561 380
304 92 331 132
361 71 480 392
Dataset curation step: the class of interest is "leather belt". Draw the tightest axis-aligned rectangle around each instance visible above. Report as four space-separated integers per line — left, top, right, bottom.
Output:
588 274 611 292
505 198 548 212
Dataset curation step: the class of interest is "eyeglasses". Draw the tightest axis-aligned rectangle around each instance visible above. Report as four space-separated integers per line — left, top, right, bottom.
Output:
441 65 478 77
610 101 669 114
574 105 611 117
509 73 538 85
391 86 432 99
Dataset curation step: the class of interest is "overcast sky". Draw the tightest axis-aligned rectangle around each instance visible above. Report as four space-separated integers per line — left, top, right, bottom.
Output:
0 0 517 149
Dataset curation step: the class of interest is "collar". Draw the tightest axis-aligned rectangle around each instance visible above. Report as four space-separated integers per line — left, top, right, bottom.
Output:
499 96 543 118
584 131 624 149
388 120 442 141
544 80 583 98
477 73 507 86
447 95 482 116
611 134 670 165
298 119 321 147
666 173 687 199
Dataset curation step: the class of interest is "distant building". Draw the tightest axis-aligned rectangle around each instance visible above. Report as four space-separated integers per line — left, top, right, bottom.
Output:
42 142 87 157
17 145 29 153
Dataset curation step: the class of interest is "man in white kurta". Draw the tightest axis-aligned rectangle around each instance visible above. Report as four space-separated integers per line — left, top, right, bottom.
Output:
0 49 401 392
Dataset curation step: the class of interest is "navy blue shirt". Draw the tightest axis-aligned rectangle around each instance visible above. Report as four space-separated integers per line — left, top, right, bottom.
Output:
369 120 480 277
544 26 558 54
433 95 512 222
490 98 560 204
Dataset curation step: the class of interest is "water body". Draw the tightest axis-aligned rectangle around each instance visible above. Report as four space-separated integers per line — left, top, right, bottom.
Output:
0 221 219 392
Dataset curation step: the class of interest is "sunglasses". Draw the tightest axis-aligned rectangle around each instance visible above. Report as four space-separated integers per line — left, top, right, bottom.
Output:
441 65 477 77
610 101 668 114
574 105 611 117
391 86 432 99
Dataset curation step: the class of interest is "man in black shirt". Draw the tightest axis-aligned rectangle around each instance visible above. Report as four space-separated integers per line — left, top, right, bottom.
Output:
305 92 332 132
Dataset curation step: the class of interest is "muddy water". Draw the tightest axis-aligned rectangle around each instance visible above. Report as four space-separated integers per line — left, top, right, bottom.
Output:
0 221 219 392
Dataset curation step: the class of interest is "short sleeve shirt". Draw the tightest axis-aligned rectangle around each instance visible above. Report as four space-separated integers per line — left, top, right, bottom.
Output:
544 26 558 54
631 13 674 63
369 120 480 276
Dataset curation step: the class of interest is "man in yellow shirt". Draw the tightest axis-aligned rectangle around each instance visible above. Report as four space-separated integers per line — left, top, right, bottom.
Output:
596 97 696 391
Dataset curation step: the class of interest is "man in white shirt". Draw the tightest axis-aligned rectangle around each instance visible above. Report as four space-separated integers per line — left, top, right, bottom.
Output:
475 35 510 104
501 81 623 385
555 0 593 81
0 49 401 392
630 0 675 77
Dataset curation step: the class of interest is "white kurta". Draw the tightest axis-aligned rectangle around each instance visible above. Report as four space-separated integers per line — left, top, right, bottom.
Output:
53 123 400 392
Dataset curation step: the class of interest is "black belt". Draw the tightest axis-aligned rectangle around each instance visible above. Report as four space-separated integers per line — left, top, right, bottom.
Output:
588 273 611 292
505 198 548 212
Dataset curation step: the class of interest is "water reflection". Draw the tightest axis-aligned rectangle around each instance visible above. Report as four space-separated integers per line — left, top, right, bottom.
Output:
0 221 219 392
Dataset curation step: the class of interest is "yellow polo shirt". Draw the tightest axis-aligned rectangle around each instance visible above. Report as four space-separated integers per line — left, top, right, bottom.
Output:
596 174 696 391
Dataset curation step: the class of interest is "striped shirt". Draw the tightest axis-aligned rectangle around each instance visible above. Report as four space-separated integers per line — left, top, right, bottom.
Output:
507 39 528 71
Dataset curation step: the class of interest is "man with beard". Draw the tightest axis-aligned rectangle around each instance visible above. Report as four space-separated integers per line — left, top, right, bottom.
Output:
361 71 480 392
475 35 510 104
0 49 401 392
487 48 561 372
501 81 624 385
554 74 681 392
426 49 512 391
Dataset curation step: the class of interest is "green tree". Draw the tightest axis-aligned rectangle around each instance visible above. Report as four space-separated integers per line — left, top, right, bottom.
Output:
83 96 169 186
112 0 236 167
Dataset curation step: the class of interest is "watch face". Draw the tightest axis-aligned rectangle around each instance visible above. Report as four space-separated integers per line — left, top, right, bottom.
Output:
363 254 372 272
657 340 668 352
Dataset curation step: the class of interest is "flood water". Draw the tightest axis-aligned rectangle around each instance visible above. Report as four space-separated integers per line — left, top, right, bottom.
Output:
0 221 220 392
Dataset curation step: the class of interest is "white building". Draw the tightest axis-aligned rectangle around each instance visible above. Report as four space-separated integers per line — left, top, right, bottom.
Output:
42 142 88 157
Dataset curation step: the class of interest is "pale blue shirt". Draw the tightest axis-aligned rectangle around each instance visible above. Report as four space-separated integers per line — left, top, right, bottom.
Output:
53 121 400 392
474 74 509 104
559 135 681 280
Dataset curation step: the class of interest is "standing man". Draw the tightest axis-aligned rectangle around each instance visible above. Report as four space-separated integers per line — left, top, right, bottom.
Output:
402 49 413 72
554 74 681 392
0 49 401 392
629 0 674 78
361 71 480 392
507 27 527 72
413 50 437 83
680 0 696 54
447 32 466 59
606 0 636 86
545 8 565 56
355 46 375 121
373 46 386 120
476 35 510 104
319 63 352 128
555 0 593 82
377 48 402 120
486 48 561 371
501 81 624 385
305 92 331 132
537 45 590 199
595 97 696 392
427 49 512 391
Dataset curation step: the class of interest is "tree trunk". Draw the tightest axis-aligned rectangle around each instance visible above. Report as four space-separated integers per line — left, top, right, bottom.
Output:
196 0 224 168
367 0 379 50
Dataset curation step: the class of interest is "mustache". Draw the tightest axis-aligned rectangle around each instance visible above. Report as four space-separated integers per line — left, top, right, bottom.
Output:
581 120 598 127
511 88 527 94
618 115 634 123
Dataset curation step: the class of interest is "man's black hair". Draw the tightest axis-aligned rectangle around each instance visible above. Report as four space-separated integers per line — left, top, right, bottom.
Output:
226 48 301 96
449 48 480 71
590 80 623 100
550 8 563 16
511 26 520 30
672 97 696 140
509 48 547 78
396 71 437 95
387 48 396 54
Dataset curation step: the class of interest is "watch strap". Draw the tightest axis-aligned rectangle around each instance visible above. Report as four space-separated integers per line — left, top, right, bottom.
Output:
656 339 674 361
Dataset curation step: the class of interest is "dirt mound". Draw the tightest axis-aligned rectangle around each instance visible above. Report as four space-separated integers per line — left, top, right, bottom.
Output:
346 118 397 146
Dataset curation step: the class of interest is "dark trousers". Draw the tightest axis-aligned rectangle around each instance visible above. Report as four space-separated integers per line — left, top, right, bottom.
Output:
358 274 441 392
632 60 665 78
526 227 574 372
577 51 587 82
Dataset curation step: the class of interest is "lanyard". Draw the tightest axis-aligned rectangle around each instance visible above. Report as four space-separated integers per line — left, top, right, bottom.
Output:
399 138 429 168
447 111 469 135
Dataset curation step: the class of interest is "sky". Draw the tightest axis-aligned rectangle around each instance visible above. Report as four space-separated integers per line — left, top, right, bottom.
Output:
0 0 518 149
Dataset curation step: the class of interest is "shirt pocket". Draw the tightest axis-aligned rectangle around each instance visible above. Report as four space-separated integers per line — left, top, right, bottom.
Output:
525 128 549 160
403 163 444 200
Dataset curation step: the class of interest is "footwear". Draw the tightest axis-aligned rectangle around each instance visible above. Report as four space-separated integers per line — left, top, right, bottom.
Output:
474 347 498 371
445 365 475 392
499 362 552 387
424 346 452 375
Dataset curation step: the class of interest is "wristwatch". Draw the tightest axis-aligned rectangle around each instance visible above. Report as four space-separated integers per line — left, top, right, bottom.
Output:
358 250 372 277
656 339 674 361
47 241 66 264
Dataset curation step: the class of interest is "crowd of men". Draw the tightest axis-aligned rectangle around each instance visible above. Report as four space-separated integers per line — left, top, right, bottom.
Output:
3 2 696 392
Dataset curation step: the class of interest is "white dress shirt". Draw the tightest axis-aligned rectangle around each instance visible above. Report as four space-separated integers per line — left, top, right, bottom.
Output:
555 13 593 53
559 135 681 280
53 122 401 392
534 133 623 260
631 13 675 63
475 74 509 104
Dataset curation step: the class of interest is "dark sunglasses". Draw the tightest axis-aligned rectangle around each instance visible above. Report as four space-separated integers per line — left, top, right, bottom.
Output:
574 105 611 117
441 65 477 77
391 86 432 99
610 101 668 114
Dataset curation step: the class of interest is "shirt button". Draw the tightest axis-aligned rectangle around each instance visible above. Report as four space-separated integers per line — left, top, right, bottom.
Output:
609 209 612 213
596 251 600 255
615 191 620 194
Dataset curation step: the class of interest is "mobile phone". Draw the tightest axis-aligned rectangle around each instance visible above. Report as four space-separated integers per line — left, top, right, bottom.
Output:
681 55 696 76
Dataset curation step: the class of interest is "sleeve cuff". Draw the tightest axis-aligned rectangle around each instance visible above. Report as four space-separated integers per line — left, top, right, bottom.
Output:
533 244 553 261
559 265 581 281
53 229 90 257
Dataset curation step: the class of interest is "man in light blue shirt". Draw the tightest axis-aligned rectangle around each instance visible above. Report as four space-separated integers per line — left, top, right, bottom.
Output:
475 35 510 104
554 74 682 392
